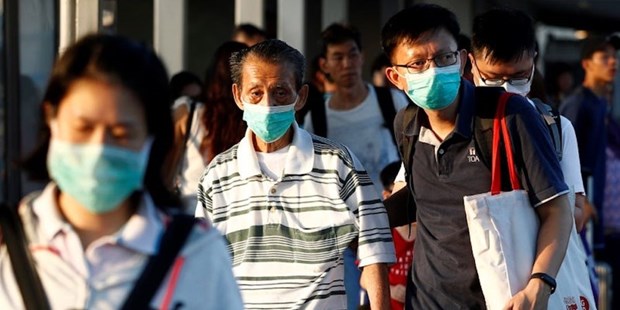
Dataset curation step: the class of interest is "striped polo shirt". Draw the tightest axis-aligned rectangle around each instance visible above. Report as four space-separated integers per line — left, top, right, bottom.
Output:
197 122 395 310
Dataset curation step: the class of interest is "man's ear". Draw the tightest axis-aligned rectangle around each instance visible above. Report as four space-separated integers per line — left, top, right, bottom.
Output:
581 58 590 71
385 66 406 91
43 102 55 123
467 52 476 77
319 57 329 76
295 84 309 112
232 84 244 110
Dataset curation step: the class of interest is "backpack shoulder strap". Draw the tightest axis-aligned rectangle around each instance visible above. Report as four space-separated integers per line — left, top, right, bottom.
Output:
375 86 398 146
531 97 563 161
394 104 418 179
310 95 328 138
121 213 195 309
0 203 51 310
386 104 419 228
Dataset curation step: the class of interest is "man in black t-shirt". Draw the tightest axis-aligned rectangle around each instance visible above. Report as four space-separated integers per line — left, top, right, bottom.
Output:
381 4 573 309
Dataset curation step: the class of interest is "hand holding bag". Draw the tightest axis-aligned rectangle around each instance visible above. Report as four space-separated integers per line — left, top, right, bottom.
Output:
463 93 596 310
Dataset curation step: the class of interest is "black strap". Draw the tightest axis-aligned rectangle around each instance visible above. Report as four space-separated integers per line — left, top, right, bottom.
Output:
0 203 51 310
310 86 398 140
531 97 563 161
374 86 398 146
310 91 328 137
121 214 195 309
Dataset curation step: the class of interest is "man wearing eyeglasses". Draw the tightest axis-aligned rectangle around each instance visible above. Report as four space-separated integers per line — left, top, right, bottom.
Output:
470 5 599 306
382 4 573 309
560 33 620 309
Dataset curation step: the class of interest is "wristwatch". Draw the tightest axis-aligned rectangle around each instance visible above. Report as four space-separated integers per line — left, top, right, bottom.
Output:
530 273 556 295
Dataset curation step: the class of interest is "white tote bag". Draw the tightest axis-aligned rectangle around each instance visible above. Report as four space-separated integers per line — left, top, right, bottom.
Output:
463 93 596 310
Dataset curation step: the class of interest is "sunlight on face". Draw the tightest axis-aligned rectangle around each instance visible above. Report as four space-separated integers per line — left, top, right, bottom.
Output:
50 79 148 151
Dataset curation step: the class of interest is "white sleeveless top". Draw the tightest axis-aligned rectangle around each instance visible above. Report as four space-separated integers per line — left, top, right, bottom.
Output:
172 97 209 213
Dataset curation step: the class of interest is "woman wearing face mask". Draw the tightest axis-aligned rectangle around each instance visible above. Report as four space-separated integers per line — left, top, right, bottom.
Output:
0 34 243 309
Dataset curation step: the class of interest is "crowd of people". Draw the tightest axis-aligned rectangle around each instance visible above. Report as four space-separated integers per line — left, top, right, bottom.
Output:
0 3 618 310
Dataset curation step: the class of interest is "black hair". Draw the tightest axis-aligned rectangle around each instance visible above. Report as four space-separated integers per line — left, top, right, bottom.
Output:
320 23 363 56
381 4 460 61
471 7 537 64
22 33 181 208
380 161 402 191
232 23 267 40
169 71 202 101
230 39 305 90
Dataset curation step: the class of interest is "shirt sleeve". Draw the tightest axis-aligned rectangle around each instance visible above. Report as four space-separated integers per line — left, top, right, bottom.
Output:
559 116 585 194
506 96 569 207
339 146 396 267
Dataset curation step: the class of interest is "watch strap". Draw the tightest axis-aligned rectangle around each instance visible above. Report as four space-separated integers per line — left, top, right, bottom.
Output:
530 272 556 295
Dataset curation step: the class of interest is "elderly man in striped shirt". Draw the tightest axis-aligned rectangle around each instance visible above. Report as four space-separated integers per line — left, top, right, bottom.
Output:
196 39 395 310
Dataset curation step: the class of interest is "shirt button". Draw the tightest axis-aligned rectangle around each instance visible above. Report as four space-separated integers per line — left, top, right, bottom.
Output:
438 148 445 155
270 187 276 194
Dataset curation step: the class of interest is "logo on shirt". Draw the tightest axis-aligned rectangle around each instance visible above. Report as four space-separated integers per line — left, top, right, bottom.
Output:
467 147 480 163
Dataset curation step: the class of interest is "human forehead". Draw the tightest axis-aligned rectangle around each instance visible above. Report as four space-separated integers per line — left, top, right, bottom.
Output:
391 29 457 63
475 51 534 76
325 40 360 55
590 46 617 58
57 79 145 121
239 56 297 90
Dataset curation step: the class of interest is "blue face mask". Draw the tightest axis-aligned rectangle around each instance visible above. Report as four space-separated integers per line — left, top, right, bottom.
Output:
403 64 461 110
242 99 297 143
47 139 151 214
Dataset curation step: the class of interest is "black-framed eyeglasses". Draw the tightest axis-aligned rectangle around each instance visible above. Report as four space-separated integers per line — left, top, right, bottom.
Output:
393 51 459 74
473 60 535 86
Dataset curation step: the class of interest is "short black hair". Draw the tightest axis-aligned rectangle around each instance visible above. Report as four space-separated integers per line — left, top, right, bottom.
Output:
232 23 267 39
381 4 460 61
380 161 401 190
320 23 363 56
169 71 201 101
230 39 305 90
580 34 620 60
471 7 536 64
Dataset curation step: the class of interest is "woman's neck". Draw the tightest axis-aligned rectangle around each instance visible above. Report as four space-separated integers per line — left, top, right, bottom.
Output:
57 190 134 249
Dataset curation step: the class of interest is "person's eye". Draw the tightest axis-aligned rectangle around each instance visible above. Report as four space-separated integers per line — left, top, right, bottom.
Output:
410 60 426 69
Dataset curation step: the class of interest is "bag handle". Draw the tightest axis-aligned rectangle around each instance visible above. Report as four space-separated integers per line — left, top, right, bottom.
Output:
0 203 51 310
491 92 522 195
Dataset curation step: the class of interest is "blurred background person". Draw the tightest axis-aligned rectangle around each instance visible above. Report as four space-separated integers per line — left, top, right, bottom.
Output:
6 33 242 309
169 70 203 103
167 41 248 212
547 62 576 109
232 23 267 47
457 33 474 83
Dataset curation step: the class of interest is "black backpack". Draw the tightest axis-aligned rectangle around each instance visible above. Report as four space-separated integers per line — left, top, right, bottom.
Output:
310 86 398 146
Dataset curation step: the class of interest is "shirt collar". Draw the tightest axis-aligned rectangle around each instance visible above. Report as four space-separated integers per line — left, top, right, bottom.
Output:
32 183 164 255
237 122 314 179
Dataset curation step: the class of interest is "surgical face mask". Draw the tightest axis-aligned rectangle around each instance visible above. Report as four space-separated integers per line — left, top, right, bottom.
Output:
402 63 461 110
47 138 152 214
242 98 297 143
